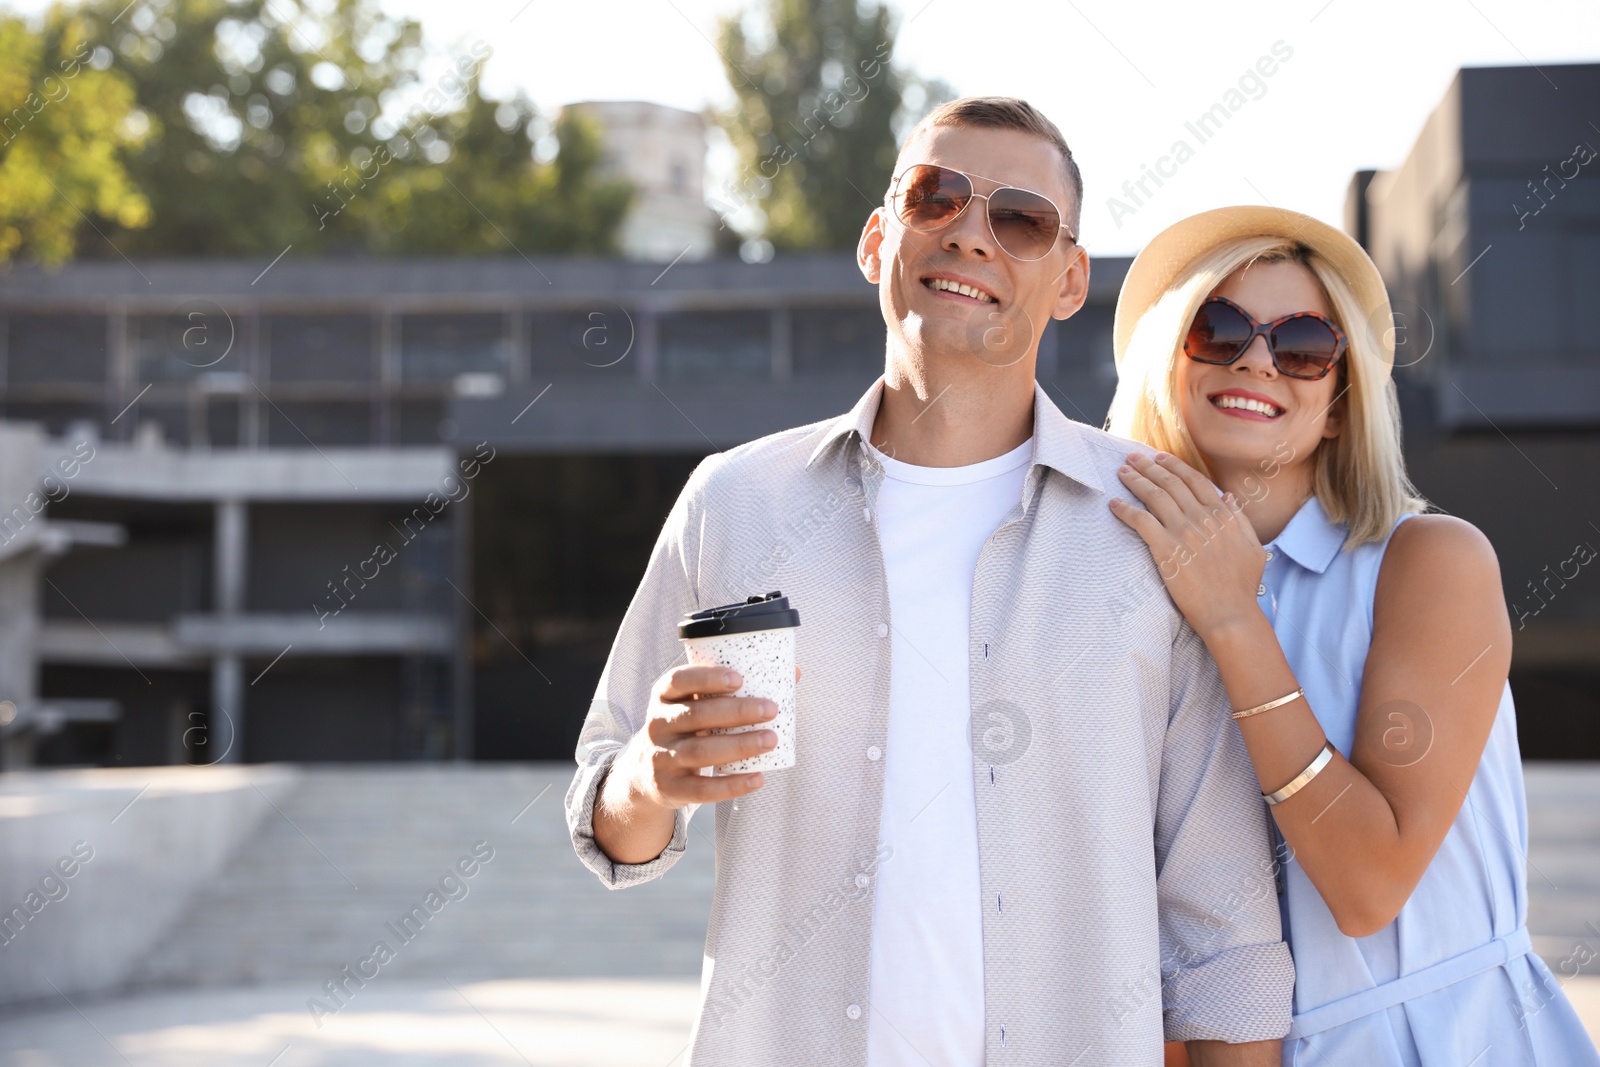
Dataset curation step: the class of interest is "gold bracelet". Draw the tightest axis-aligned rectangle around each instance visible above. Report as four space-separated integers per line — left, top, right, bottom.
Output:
1263 741 1337 807
1231 686 1304 720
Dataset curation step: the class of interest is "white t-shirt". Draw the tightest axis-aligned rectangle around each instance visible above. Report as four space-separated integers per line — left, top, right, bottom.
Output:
863 434 1034 1067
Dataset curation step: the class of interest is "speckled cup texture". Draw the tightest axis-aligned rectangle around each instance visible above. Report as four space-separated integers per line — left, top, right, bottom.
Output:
680 627 796 774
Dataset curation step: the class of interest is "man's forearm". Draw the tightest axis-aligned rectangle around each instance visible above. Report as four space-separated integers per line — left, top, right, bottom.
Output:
1185 1039 1281 1066
591 747 678 865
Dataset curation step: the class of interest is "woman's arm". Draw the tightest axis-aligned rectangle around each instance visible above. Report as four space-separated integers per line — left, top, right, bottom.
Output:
1185 1039 1281 1066
1112 452 1509 937
1208 512 1508 934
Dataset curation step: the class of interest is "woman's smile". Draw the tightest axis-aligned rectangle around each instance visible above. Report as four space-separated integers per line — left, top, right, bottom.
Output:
1207 388 1287 421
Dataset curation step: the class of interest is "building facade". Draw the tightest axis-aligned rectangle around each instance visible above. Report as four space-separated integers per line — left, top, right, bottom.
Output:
1350 61 1600 757
0 252 1114 765
0 63 1593 767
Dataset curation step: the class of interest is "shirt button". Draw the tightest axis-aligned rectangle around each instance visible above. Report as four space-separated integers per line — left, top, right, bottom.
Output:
876 622 888 638
862 506 871 522
855 873 871 888
866 745 882 761
846 1003 862 1020
1257 584 1267 597
1265 551 1275 562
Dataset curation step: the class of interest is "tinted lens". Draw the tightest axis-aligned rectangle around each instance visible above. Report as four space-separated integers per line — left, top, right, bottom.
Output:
1186 300 1252 363
988 187 1061 260
1269 316 1341 378
896 165 971 230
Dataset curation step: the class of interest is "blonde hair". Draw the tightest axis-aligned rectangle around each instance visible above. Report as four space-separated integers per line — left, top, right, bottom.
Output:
1106 235 1429 545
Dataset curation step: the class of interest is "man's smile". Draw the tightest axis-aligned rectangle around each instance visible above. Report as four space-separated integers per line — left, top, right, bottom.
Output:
920 272 1000 306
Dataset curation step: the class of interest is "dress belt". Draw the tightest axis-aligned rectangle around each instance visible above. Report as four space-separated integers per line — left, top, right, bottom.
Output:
1287 926 1533 1040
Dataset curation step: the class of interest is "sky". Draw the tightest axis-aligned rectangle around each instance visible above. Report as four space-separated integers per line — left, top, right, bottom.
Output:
382 0 1600 255
8 0 1600 256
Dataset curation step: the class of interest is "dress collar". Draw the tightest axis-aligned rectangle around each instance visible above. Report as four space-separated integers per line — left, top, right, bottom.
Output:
1266 494 1348 574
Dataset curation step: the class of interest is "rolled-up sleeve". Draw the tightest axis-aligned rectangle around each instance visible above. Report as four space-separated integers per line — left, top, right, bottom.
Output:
1155 621 1295 1042
566 458 712 889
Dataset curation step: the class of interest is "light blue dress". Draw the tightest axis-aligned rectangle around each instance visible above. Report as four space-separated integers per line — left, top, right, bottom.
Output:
1258 496 1598 1066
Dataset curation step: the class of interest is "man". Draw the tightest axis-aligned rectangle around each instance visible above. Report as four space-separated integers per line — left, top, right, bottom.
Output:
567 97 1292 1065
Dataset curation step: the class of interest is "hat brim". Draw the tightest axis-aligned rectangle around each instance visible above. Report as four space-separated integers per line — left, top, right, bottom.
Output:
1111 205 1394 376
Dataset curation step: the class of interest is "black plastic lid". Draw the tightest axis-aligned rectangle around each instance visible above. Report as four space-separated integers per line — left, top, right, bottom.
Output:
678 591 801 640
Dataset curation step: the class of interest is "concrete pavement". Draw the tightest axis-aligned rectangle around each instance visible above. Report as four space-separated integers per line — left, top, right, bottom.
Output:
1 761 1596 1064
0 978 702 1067
2 974 1596 1066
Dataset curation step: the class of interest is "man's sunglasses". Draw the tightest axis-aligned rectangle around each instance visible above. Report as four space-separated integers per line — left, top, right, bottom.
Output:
885 163 1077 262
1184 296 1347 381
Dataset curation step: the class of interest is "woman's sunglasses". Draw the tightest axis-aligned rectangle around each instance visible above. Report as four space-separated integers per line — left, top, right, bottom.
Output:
886 163 1077 262
1184 296 1347 381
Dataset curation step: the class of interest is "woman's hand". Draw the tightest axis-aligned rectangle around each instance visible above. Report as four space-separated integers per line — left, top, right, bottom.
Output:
1109 451 1267 639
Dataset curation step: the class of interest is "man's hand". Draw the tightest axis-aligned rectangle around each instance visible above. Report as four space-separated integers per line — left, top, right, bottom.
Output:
634 663 783 807
592 664 800 865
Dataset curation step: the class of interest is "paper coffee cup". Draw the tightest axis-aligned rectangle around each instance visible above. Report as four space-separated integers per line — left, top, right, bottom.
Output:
677 591 800 774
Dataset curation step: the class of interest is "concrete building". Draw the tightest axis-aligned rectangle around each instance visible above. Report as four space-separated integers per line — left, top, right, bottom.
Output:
1348 61 1600 757
0 262 490 766
0 62 1594 768
0 421 125 767
0 252 1115 766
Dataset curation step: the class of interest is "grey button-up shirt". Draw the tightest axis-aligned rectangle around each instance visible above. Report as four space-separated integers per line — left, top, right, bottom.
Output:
567 375 1294 1065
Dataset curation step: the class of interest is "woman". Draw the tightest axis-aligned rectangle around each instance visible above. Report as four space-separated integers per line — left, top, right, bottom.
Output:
1106 206 1598 1065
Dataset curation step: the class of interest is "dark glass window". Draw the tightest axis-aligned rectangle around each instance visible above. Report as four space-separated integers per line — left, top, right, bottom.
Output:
263 401 372 447
133 314 240 382
124 404 191 447
205 397 242 449
792 307 883 378
658 310 770 382
528 309 635 378
1566 233 1600 359
266 314 374 383
0 400 107 437
395 398 447 444
1053 304 1114 378
400 313 507 382
7 315 109 385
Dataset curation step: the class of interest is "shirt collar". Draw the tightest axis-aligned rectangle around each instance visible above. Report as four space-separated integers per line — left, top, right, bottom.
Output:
804 375 1109 495
1266 494 1348 574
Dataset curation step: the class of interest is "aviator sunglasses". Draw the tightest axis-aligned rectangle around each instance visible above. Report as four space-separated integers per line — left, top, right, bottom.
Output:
1184 296 1347 381
886 163 1077 262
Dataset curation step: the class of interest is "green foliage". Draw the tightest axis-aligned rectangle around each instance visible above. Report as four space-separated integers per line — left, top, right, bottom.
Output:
339 88 632 256
715 0 951 251
0 8 151 266
0 0 632 264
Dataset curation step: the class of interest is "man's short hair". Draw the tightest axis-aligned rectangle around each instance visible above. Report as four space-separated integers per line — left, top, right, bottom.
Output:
900 96 1083 237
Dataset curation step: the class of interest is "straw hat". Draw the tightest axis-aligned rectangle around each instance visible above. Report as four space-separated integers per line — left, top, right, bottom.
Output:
1111 205 1394 377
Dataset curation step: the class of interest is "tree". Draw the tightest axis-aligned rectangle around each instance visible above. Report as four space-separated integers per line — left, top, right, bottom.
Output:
715 0 951 251
0 8 150 267
4 0 631 264
342 91 632 256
